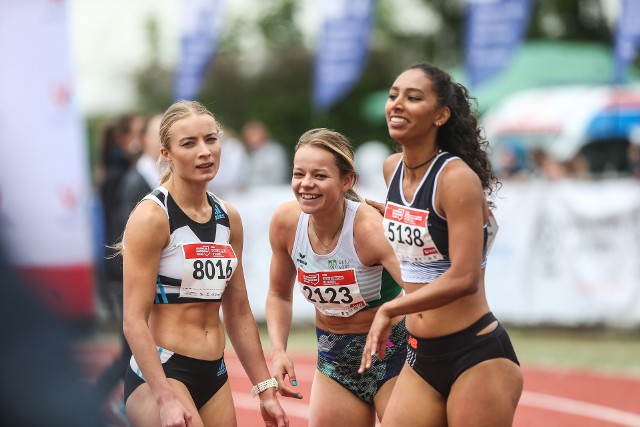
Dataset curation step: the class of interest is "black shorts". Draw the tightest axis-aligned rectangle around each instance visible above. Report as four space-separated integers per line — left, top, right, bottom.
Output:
406 312 519 397
124 348 228 409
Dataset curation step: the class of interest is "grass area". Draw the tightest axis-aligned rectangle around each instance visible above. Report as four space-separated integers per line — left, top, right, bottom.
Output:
506 326 640 376
256 322 640 376
93 319 640 376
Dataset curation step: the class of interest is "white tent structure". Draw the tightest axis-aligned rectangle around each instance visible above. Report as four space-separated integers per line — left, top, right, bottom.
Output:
481 86 640 173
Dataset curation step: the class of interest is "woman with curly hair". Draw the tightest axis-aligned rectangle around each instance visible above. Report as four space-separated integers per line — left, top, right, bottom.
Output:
359 64 523 427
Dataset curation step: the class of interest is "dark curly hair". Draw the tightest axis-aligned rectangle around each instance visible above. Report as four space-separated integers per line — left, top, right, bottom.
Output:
405 63 499 200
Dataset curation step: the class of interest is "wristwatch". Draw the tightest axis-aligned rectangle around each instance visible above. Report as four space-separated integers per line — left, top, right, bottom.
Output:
251 377 279 397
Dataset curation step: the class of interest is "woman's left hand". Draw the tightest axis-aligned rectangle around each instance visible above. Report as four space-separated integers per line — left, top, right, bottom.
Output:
259 391 289 427
359 306 393 374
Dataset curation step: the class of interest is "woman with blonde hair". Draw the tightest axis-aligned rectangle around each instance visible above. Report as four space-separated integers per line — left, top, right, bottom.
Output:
267 128 406 427
122 100 288 427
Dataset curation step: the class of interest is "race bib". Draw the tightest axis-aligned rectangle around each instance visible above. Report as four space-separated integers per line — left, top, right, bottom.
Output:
382 201 444 263
180 243 237 300
296 268 367 317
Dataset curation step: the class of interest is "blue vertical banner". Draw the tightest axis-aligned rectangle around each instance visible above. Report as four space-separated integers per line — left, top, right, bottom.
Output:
174 0 225 101
613 0 640 84
465 0 532 88
313 0 375 111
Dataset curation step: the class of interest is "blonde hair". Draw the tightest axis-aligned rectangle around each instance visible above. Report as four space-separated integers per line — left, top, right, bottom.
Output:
295 128 362 202
158 100 222 184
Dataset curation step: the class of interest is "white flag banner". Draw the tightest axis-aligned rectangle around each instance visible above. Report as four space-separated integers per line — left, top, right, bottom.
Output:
0 0 95 319
486 179 640 327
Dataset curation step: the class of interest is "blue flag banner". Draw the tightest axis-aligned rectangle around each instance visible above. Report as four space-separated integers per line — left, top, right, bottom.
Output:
313 0 375 111
465 0 532 88
174 0 225 101
613 0 640 84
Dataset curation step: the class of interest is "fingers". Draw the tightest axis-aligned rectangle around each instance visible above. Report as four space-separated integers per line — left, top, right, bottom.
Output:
274 377 302 399
377 343 387 361
365 198 385 215
184 412 193 427
278 383 303 399
274 368 303 399
358 335 379 374
277 411 289 427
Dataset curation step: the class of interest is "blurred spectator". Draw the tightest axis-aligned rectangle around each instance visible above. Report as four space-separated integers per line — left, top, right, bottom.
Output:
92 114 163 423
354 140 391 189
207 123 249 197
497 144 529 180
241 120 289 186
115 114 163 227
529 148 588 181
96 113 145 321
0 243 105 426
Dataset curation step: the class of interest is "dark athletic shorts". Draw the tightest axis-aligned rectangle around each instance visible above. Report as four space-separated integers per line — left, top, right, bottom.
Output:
124 347 228 409
406 312 519 397
316 318 407 404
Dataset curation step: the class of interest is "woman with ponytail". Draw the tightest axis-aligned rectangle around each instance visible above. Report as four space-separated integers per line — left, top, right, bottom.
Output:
266 128 407 426
359 64 522 427
121 100 287 427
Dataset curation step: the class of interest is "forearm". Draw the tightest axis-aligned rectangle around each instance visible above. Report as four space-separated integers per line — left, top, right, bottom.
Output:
265 292 293 354
383 271 477 317
225 309 272 384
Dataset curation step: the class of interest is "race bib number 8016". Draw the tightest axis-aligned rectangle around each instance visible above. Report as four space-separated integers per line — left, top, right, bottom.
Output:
180 243 237 300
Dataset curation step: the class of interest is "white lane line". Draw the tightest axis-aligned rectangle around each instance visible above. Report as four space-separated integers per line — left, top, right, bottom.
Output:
227 356 640 426
520 391 640 427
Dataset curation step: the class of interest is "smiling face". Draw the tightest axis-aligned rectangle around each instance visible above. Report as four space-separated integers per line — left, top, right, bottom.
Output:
292 145 352 215
161 113 221 184
385 68 450 146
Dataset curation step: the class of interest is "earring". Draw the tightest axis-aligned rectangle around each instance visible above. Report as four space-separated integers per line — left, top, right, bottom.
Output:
435 122 441 127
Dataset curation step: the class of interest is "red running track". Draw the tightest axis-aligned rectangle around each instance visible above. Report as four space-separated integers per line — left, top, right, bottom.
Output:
76 343 640 427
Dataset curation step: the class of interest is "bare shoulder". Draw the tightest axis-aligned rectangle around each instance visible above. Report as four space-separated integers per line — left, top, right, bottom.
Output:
126 199 168 232
354 202 383 233
268 200 300 254
440 158 482 189
270 200 301 233
353 201 390 265
220 199 241 223
437 159 485 213
124 199 169 248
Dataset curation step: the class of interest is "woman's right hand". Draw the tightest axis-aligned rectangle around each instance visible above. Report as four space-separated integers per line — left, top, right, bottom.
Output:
359 305 393 374
271 350 303 399
158 395 194 427
365 198 385 216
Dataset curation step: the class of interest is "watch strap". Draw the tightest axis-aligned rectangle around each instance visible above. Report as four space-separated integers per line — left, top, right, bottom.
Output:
251 377 279 397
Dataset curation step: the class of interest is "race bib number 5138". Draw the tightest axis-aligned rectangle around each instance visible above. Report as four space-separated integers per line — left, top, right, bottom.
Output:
383 201 444 263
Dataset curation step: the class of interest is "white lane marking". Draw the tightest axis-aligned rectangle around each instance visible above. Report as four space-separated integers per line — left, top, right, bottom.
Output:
520 391 640 427
226 355 640 426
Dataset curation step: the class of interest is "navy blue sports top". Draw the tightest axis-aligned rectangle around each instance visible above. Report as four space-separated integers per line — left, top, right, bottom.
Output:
383 152 489 283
